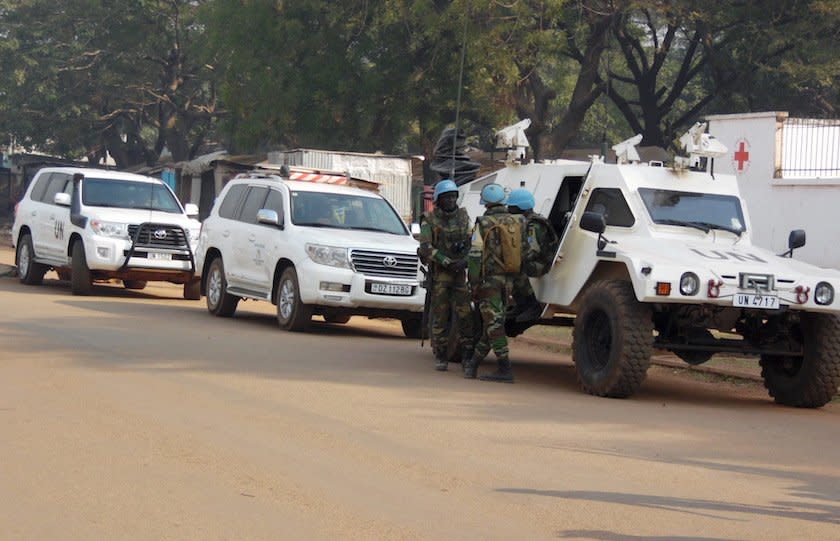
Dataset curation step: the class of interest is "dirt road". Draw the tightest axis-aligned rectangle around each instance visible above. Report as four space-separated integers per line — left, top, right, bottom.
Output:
1 250 838 540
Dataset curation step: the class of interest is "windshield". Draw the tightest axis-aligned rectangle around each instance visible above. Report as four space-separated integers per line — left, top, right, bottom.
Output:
82 178 182 213
290 190 407 235
639 188 745 235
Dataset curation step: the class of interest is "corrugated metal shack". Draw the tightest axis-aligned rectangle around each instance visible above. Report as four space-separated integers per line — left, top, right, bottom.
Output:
268 149 416 221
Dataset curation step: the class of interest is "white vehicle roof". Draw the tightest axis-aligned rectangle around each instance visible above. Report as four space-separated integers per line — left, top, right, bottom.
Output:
36 167 165 184
233 174 383 199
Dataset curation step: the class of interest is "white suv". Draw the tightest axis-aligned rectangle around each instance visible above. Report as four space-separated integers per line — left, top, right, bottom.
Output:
195 172 424 335
12 167 202 298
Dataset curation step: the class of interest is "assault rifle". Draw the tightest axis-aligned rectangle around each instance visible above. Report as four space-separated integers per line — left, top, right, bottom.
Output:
419 263 432 347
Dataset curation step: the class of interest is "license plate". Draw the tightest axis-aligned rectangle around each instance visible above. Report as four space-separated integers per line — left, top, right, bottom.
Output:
148 252 172 261
733 293 779 309
370 282 412 296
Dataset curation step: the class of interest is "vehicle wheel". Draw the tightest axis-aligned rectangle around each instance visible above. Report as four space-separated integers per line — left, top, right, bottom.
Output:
206 257 239 317
324 314 351 324
572 280 653 398
276 267 312 332
183 279 201 300
70 240 92 296
759 313 840 408
401 315 422 339
16 232 48 285
123 280 147 290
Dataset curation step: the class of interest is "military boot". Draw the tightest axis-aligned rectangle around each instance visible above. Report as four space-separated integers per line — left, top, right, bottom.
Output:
434 350 448 371
479 357 514 383
463 354 480 379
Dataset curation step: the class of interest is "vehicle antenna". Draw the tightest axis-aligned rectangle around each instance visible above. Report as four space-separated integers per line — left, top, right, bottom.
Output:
450 13 469 181
601 26 611 161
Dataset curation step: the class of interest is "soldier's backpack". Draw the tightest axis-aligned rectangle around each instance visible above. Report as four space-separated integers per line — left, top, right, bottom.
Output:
524 214 560 277
482 215 523 275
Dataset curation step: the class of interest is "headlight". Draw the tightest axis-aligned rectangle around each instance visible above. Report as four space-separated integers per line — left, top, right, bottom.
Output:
90 220 128 239
679 272 700 296
306 243 349 268
815 282 834 305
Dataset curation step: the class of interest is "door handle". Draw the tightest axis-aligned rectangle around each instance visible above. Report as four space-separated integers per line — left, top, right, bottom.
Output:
249 234 256 242
222 230 230 238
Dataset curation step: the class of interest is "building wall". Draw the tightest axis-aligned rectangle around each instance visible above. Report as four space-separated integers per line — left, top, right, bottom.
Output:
268 150 413 221
707 112 840 270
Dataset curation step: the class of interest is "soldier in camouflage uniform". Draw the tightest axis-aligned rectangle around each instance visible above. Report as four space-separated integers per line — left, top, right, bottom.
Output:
507 188 559 322
418 179 474 371
463 183 527 383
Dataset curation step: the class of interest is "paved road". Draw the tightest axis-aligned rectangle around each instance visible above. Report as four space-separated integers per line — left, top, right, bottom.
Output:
1 262 839 540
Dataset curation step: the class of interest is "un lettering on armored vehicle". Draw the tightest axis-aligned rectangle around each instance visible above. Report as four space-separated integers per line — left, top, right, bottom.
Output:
460 123 840 407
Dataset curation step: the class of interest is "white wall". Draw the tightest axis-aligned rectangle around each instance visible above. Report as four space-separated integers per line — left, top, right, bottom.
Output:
707 112 840 270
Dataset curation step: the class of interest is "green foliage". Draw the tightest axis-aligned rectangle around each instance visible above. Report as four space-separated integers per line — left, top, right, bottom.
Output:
1 0 838 167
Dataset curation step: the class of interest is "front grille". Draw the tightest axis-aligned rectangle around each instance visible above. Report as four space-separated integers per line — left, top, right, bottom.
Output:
739 272 774 291
128 223 189 250
350 250 419 279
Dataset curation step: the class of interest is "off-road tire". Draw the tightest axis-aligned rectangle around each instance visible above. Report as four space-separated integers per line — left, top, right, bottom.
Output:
572 280 653 398
759 313 840 408
123 280 147 290
70 240 92 296
16 232 48 285
276 267 312 332
183 279 201 300
206 257 239 317
401 316 423 339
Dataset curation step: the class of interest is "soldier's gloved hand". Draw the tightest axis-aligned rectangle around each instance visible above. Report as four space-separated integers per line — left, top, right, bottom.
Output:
448 259 467 273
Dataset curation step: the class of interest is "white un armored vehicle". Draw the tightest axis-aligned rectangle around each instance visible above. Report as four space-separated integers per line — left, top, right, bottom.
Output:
460 122 840 407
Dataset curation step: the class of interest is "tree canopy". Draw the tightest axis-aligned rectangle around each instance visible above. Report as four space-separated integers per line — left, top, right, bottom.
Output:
0 0 837 168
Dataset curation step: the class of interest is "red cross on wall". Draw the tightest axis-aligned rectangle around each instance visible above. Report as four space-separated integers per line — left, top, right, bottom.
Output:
734 140 750 173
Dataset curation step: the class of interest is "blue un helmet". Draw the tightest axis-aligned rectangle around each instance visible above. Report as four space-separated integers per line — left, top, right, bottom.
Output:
480 183 506 205
433 179 459 202
507 188 535 211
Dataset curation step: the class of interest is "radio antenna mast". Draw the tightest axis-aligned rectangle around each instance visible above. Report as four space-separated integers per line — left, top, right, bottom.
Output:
450 14 469 181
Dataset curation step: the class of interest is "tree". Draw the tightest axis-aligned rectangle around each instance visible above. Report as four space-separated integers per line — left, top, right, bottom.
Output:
0 0 223 168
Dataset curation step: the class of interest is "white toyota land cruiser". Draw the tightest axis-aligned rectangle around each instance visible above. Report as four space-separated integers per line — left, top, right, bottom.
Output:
195 172 425 335
460 123 840 407
11 167 202 298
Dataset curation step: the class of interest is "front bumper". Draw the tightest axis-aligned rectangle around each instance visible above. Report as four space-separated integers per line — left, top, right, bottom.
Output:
85 235 195 274
296 259 424 312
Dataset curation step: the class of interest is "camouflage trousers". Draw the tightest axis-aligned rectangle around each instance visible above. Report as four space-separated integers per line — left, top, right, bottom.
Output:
511 272 536 305
473 275 512 361
431 271 474 352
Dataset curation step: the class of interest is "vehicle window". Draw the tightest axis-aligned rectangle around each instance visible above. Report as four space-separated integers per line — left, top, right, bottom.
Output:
218 184 247 219
290 190 407 235
29 173 53 202
548 175 584 234
81 178 182 213
42 173 72 205
584 188 635 227
639 188 745 234
238 186 269 224
263 189 285 224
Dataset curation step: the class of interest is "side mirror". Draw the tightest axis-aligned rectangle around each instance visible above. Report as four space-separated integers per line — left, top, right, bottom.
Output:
184 203 199 217
788 229 806 251
54 192 71 207
410 223 421 238
779 229 806 258
580 211 606 234
257 208 282 228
